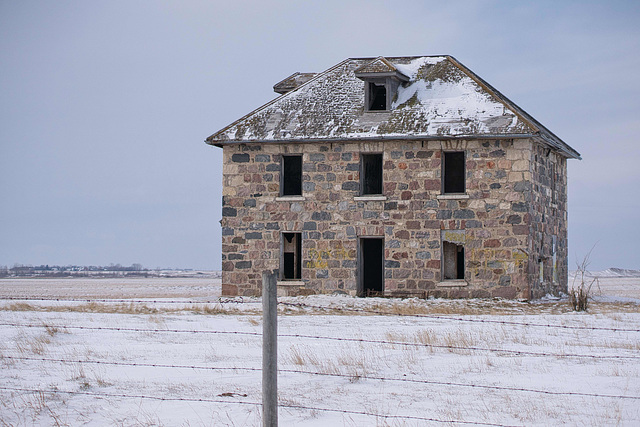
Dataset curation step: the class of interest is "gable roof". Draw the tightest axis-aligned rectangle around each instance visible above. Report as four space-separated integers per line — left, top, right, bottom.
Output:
206 56 580 159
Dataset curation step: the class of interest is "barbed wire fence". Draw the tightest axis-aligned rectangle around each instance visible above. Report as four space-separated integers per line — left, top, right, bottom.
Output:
1 287 640 426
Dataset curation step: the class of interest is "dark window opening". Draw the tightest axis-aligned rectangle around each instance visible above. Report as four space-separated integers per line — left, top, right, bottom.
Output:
359 238 384 297
368 83 387 111
443 241 465 280
361 153 383 195
443 151 465 194
281 155 302 196
282 233 301 280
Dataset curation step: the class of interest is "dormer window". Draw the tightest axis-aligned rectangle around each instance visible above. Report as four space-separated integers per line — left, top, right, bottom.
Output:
368 82 387 111
355 56 409 112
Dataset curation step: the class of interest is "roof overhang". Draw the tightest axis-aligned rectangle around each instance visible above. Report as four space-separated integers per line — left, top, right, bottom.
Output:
209 133 540 148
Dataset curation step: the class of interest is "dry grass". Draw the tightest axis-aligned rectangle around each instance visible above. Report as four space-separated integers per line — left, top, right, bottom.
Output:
0 302 257 316
287 345 340 375
1 390 69 427
2 296 637 319
286 344 386 378
13 331 51 355
281 297 639 318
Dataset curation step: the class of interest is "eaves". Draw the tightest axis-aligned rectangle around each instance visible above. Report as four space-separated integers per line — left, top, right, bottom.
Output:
209 133 540 148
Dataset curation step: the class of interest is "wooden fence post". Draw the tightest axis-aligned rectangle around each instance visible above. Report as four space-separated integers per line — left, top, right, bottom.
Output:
262 271 278 427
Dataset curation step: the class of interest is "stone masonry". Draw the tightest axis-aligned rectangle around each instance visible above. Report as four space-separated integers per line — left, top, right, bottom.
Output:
219 137 569 299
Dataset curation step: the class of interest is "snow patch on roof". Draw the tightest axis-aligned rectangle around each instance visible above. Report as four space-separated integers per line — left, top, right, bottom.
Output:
393 56 445 80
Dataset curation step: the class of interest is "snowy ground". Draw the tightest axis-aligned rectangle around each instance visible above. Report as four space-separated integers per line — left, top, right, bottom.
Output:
1 276 639 426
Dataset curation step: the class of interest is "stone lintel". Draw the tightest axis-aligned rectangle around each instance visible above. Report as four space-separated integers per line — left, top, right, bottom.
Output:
275 196 306 202
437 194 470 200
354 196 387 202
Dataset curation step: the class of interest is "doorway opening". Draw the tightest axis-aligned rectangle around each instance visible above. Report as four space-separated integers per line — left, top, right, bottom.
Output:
359 238 384 297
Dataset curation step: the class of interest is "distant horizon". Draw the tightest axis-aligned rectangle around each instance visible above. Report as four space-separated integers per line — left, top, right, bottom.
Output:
0 263 217 271
2 262 638 274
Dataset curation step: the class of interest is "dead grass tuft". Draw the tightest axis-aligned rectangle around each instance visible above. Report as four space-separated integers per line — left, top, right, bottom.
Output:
3 302 36 311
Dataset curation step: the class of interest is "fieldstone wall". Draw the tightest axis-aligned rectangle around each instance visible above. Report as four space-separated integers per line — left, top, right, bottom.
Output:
527 142 569 299
220 138 567 299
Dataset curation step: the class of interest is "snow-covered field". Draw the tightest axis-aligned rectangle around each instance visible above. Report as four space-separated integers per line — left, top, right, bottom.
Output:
1 276 639 426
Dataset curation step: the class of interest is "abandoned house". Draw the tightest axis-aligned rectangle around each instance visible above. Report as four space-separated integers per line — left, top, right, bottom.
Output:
206 56 581 299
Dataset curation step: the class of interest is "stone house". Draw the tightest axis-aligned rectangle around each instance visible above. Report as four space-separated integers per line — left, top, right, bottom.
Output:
206 56 580 299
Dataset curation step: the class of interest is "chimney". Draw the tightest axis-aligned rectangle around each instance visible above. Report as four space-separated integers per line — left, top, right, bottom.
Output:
273 72 317 94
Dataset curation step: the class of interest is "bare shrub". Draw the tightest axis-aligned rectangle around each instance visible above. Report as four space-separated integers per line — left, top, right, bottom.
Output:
569 247 599 312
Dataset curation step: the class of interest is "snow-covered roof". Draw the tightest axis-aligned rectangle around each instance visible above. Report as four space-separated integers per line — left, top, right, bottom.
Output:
206 56 580 159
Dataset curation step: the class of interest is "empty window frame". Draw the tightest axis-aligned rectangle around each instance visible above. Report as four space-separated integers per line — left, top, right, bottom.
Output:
361 153 383 195
281 232 301 280
552 235 558 283
281 155 302 196
367 82 387 111
539 259 544 283
442 241 465 280
443 151 465 194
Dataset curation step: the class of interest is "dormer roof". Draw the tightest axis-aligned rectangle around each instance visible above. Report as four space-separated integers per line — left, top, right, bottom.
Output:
206 55 580 159
354 56 409 81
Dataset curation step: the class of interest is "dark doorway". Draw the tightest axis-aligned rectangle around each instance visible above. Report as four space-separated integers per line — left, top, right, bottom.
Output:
359 238 384 296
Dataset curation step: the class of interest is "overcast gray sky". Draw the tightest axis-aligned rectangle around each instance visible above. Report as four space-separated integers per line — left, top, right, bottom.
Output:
1 1 638 270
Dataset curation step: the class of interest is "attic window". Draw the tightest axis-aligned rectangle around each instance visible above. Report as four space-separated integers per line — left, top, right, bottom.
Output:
368 83 387 111
355 57 409 113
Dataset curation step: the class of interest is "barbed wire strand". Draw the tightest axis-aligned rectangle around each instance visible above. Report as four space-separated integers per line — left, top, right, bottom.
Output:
0 296 256 304
278 301 640 333
1 321 638 360
5 355 640 401
277 332 640 360
0 322 260 336
0 385 519 426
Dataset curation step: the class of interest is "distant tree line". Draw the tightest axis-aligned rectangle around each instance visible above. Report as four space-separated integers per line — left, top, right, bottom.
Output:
0 263 166 278
0 264 217 279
